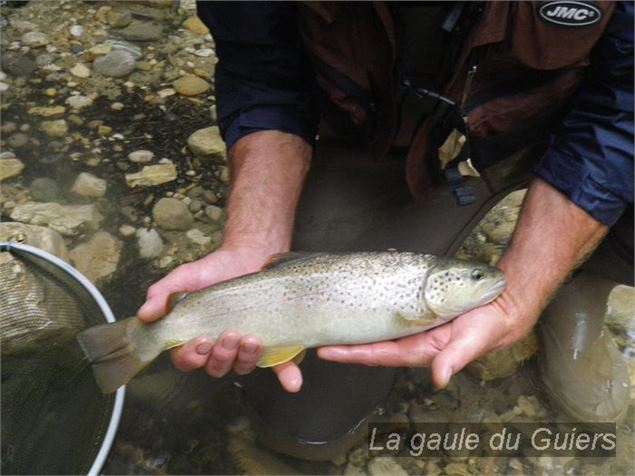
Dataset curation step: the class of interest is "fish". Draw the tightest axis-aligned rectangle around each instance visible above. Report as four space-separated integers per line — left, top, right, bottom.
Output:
77 251 506 393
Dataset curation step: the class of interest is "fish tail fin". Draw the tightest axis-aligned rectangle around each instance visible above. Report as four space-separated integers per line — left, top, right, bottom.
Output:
77 317 151 394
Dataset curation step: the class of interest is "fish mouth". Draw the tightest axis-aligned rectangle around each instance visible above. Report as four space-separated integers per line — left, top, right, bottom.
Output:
480 277 507 304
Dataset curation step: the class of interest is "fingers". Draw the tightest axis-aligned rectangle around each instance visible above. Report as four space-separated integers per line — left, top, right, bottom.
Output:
233 337 262 375
171 337 215 372
204 331 240 377
137 265 198 322
272 362 303 393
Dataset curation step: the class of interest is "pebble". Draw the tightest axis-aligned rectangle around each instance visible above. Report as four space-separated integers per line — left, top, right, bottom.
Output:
125 162 177 187
202 190 218 204
7 132 29 148
0 82 9 92
152 197 194 231
119 224 136 237
10 202 103 236
71 172 107 198
107 8 132 28
104 39 143 60
69 231 122 286
21 31 49 47
136 227 163 259
69 25 84 38
40 119 68 137
186 228 212 246
29 177 60 201
28 105 66 117
128 150 154 163
93 50 136 78
0 52 37 77
173 74 209 96
111 102 124 111
0 158 25 181
194 48 214 58
157 88 175 98
187 126 225 157
182 16 209 35
87 44 112 58
65 95 93 109
204 205 224 222
117 21 164 42
219 166 230 183
70 63 91 78
368 458 408 476
188 199 203 213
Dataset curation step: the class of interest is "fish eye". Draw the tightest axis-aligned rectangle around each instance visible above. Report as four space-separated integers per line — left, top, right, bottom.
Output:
471 269 484 281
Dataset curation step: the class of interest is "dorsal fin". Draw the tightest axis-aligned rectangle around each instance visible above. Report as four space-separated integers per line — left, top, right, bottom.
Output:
262 252 325 271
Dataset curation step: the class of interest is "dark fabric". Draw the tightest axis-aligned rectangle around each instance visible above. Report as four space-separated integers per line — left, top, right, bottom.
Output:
196 0 634 226
534 1 634 226
196 1 319 151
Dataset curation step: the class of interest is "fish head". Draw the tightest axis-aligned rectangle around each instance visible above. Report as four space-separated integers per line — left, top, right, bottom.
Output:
424 259 506 320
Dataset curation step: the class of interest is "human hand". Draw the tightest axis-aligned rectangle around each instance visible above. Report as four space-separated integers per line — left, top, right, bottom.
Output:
137 247 303 392
317 293 536 388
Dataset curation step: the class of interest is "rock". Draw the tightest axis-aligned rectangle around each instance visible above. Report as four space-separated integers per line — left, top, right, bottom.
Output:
182 16 209 35
0 82 8 92
87 43 112 59
186 228 211 246
70 63 91 78
204 205 223 222
0 52 37 77
152 198 193 231
93 50 136 78
157 88 175 98
119 224 136 237
125 162 177 187
40 119 68 137
343 463 366 476
107 8 132 28
219 166 230 183
65 95 93 110
28 105 66 116
0 158 25 180
202 189 218 204
69 231 122 285
21 32 49 47
194 48 214 58
173 75 209 96
187 126 225 157
117 21 163 41
111 102 125 111
368 458 408 476
69 25 84 38
7 132 29 148
71 172 107 198
104 39 143 60
29 177 60 201
136 227 163 259
0 222 69 262
128 149 154 163
10 202 103 236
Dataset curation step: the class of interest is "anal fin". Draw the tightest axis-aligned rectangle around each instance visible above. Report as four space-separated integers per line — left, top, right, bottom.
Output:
257 345 306 368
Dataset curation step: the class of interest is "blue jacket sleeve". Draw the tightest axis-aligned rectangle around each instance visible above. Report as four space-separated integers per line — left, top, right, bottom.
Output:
534 2 634 226
196 1 319 151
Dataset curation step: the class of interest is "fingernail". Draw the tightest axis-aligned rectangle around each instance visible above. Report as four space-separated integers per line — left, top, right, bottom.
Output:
243 341 258 354
196 342 212 355
222 335 238 350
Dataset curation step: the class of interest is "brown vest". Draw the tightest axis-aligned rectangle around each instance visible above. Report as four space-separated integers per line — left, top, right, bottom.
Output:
297 1 615 202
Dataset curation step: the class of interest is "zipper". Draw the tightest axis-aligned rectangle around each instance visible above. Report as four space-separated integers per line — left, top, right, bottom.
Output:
461 64 478 112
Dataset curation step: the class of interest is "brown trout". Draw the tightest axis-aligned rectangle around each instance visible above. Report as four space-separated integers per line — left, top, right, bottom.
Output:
77 252 506 393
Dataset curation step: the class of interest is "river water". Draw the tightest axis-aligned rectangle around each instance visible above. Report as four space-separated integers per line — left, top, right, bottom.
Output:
0 1 633 475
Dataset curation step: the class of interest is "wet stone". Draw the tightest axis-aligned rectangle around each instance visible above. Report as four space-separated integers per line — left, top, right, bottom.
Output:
117 21 164 42
0 222 69 262
20 31 49 47
40 119 68 137
29 177 60 201
28 105 66 117
7 132 29 148
0 158 25 180
186 228 211 246
71 172 107 198
187 126 225 157
152 197 193 231
368 458 408 476
119 224 136 237
136 227 163 259
65 95 93 110
93 50 136 78
10 202 103 236
70 63 91 78
69 231 122 286
128 149 154 163
204 205 223 222
173 74 209 97
107 8 132 28
0 52 37 77
182 16 209 35
125 162 177 187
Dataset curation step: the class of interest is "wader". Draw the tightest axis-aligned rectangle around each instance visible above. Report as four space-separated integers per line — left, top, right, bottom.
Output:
235 134 631 461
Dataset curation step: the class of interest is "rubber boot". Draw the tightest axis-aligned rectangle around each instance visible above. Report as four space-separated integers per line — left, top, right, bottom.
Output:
538 272 631 422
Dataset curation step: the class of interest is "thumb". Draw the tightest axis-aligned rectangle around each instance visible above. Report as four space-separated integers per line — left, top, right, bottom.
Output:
137 267 197 322
430 333 488 389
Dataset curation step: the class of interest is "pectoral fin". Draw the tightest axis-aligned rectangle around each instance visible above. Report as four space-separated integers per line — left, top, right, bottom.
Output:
168 291 188 310
396 311 438 327
257 345 306 368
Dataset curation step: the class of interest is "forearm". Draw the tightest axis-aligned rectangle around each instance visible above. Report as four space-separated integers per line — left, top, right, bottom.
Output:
494 177 608 344
221 130 312 257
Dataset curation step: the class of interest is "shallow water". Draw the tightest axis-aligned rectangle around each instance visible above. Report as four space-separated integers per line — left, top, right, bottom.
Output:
0 1 633 475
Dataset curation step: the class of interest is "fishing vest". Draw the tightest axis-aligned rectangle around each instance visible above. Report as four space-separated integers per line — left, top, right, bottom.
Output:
297 1 616 204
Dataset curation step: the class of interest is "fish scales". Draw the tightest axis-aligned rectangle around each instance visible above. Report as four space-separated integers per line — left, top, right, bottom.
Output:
77 251 506 393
